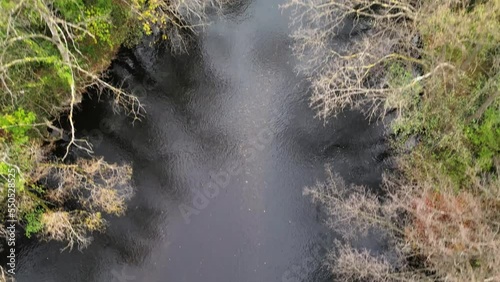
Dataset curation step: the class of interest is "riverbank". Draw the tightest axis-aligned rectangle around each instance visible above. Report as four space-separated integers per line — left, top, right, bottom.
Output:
9 0 377 280
0 0 145 256
286 0 499 280
0 0 225 278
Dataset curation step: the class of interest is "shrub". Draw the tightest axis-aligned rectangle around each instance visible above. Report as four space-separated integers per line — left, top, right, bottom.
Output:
287 0 500 280
0 0 233 255
305 167 500 281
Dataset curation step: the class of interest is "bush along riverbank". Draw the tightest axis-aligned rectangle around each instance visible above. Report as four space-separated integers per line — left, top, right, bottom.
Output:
285 0 499 281
0 0 228 277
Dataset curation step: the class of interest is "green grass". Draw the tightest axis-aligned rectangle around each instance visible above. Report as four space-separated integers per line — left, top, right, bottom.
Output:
0 0 146 248
391 0 500 191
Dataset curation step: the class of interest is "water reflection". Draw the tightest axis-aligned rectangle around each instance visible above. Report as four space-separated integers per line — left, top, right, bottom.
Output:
15 0 386 281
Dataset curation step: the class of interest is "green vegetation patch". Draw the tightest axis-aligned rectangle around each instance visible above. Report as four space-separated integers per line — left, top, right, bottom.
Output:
393 0 500 190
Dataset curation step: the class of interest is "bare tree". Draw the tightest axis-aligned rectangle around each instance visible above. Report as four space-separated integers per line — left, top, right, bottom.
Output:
33 158 133 251
282 0 455 120
129 0 232 53
0 0 145 160
291 1 500 280
0 0 235 251
0 0 230 158
305 166 500 281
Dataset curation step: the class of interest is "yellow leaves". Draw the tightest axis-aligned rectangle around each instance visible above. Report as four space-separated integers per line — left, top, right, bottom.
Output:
40 211 72 242
40 211 93 251
32 157 132 250
133 0 190 38
142 22 152 35
84 212 105 232
147 0 161 10
95 188 126 215
3 115 15 124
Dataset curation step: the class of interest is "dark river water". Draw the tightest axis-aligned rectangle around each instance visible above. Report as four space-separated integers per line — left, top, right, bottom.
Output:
15 0 387 281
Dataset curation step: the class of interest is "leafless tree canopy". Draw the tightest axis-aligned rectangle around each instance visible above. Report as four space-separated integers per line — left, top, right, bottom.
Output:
282 0 431 120
0 0 147 161
0 0 237 253
305 166 500 281
33 158 134 251
134 0 233 53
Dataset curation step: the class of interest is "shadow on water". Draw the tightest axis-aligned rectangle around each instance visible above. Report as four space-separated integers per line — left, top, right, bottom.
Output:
15 0 388 281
